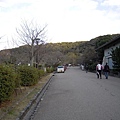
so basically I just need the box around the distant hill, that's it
[0,34,119,66]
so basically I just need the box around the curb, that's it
[16,73,55,120]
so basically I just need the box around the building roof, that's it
[96,35,120,50]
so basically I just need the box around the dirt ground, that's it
[0,73,52,120]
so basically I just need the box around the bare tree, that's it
[16,20,47,66]
[0,35,5,42]
[0,35,4,40]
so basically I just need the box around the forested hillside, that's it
[0,34,119,70]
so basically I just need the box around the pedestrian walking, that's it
[104,63,110,79]
[96,61,103,79]
[81,64,84,71]
[85,64,88,73]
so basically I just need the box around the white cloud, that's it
[102,0,120,6]
[0,0,120,50]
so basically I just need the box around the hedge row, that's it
[0,65,16,103]
[0,65,54,103]
[18,66,40,86]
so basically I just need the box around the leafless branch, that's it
[16,20,47,66]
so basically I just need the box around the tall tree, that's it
[111,46,120,72]
[16,20,47,66]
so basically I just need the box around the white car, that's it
[57,66,64,73]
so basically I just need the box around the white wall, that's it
[103,43,120,69]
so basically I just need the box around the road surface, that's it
[31,67,120,120]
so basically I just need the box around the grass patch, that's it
[0,73,52,120]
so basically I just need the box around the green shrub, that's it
[0,65,16,103]
[111,46,120,73]
[14,73,21,88]
[89,62,97,72]
[112,68,120,75]
[38,69,45,77]
[17,66,39,86]
[46,67,54,73]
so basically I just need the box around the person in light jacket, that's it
[96,61,103,79]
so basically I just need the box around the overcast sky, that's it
[0,0,120,50]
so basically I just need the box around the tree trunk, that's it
[31,40,34,66]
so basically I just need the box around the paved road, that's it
[32,67,120,120]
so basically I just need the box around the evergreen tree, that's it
[111,46,120,73]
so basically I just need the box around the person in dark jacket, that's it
[104,63,110,79]
[85,64,88,73]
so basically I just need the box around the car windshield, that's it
[58,66,63,68]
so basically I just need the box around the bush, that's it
[112,68,120,75]
[38,69,45,77]
[0,65,16,103]
[14,73,21,88]
[111,46,120,73]
[17,66,39,86]
[46,67,54,73]
[89,62,97,72]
